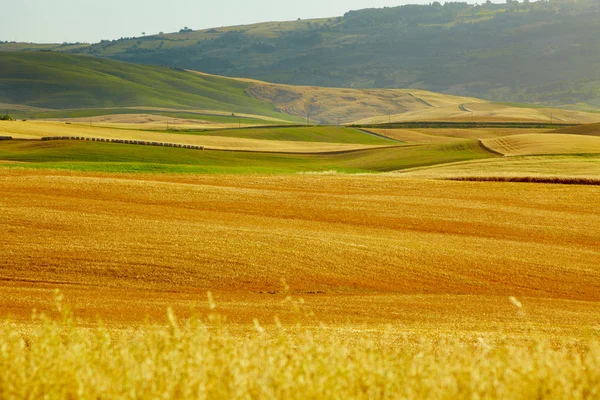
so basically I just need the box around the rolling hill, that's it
[2,52,599,126]
[5,0,600,108]
[0,51,297,122]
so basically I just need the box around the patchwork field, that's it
[0,138,494,174]
[0,121,393,154]
[2,121,600,398]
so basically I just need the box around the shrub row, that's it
[40,136,204,150]
[0,136,13,141]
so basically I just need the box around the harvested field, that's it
[397,155,600,182]
[482,133,600,156]
[0,170,599,334]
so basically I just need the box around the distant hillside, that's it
[1,52,598,125]
[0,52,295,121]
[4,0,600,108]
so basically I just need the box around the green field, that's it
[0,52,300,122]
[174,127,396,144]
[0,139,494,174]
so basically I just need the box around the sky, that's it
[1,0,436,44]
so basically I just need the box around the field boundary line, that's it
[477,139,505,156]
[443,176,600,186]
[356,129,403,142]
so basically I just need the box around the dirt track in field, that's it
[1,170,599,332]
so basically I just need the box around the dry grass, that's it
[0,121,386,153]
[2,169,600,398]
[1,300,600,400]
[482,134,600,156]
[0,170,599,332]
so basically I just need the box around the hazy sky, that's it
[1,0,438,43]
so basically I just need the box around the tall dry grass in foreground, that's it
[1,295,599,399]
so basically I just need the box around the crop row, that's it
[40,136,204,150]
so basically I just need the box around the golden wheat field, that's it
[397,155,600,183]
[2,168,600,398]
[0,169,599,329]
[482,133,600,156]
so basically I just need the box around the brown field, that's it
[482,133,600,156]
[554,122,600,136]
[0,121,385,153]
[1,169,599,334]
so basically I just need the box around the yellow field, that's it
[482,133,600,156]
[1,170,599,333]
[2,311,600,399]
[0,121,385,153]
[397,155,600,181]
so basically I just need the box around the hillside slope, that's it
[6,1,600,107]
[0,52,294,121]
[2,52,598,125]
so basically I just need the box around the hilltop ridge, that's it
[4,0,600,109]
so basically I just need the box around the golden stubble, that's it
[0,170,599,332]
